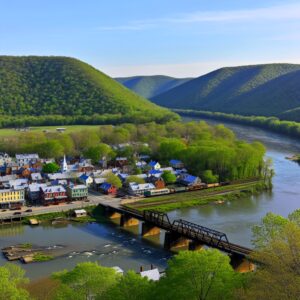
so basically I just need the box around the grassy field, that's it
[0,125,100,137]
[125,181,266,212]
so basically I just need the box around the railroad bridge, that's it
[102,205,254,272]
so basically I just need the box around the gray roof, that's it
[41,185,66,193]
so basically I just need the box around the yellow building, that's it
[0,188,25,209]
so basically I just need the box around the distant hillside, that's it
[0,56,177,125]
[115,75,192,99]
[151,64,300,119]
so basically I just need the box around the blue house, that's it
[148,169,162,177]
[99,182,117,194]
[178,174,201,186]
[148,161,161,170]
[79,174,93,186]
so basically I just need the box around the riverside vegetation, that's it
[3,209,300,300]
[175,109,300,139]
[0,121,271,184]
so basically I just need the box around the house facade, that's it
[66,185,88,201]
[178,174,201,186]
[148,161,161,170]
[128,182,155,196]
[93,177,106,191]
[79,174,93,186]
[40,185,67,205]
[0,188,25,209]
[0,153,12,166]
[27,183,47,203]
[16,154,39,167]
[99,183,117,195]
[147,176,165,189]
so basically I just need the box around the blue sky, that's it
[1,0,300,77]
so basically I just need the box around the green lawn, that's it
[0,125,100,137]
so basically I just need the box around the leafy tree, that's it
[71,130,100,153]
[155,250,242,300]
[252,212,289,249]
[52,262,118,300]
[0,264,30,300]
[36,140,64,158]
[103,270,153,300]
[84,143,114,164]
[201,170,219,184]
[238,223,300,300]
[288,209,300,226]
[104,173,122,188]
[125,175,145,184]
[158,138,186,162]
[161,171,177,184]
[42,162,60,174]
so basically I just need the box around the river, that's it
[0,117,299,279]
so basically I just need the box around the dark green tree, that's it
[42,162,60,174]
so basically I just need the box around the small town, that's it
[0,148,210,213]
[1,1,299,299]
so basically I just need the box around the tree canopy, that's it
[161,171,177,184]
[155,250,242,300]
[0,264,30,300]
[42,162,60,174]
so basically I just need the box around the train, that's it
[144,182,225,197]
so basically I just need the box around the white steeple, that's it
[62,155,68,172]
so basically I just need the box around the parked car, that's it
[13,212,21,215]
[1,209,7,212]
[25,209,33,212]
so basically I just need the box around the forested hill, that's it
[0,56,177,125]
[115,75,192,99]
[151,64,300,119]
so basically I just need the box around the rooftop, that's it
[41,185,66,193]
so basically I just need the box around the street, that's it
[0,190,122,219]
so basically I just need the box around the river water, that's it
[0,117,299,279]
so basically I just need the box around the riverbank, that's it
[125,180,268,212]
[286,154,300,163]
[175,109,300,139]
[21,205,107,225]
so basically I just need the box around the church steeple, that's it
[62,155,68,172]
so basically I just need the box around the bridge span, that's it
[101,203,254,272]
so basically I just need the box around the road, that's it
[0,190,122,220]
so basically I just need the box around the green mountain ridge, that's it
[115,75,192,99]
[0,56,175,123]
[150,63,300,120]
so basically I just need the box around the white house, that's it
[16,154,39,167]
[140,268,161,281]
[0,152,12,166]
[148,161,161,170]
[79,174,93,186]
[30,173,43,182]
[128,182,155,196]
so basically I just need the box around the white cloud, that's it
[97,3,300,31]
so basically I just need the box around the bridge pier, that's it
[164,232,189,250]
[141,222,161,237]
[120,214,139,227]
[107,211,122,219]
[104,207,122,219]
[188,240,204,251]
[230,254,255,273]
